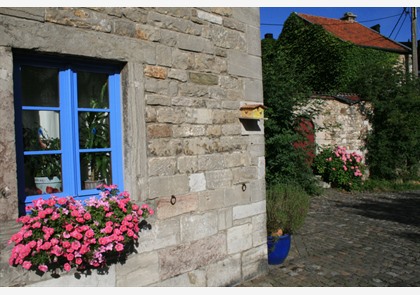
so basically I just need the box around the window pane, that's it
[80,152,112,190]
[22,110,61,151]
[24,154,62,196]
[21,66,59,107]
[79,111,110,149]
[77,71,109,108]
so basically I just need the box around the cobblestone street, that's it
[238,189,420,287]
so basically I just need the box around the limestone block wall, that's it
[313,98,371,156]
[0,7,267,287]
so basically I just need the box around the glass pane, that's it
[80,152,112,190]
[21,66,59,107]
[77,71,109,108]
[22,110,61,151]
[24,154,62,196]
[79,111,110,149]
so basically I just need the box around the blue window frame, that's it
[13,53,124,215]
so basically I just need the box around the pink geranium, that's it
[8,184,154,274]
[313,146,366,191]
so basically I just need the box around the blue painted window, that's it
[13,53,124,215]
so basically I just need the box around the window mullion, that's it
[59,69,77,197]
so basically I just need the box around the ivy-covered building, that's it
[264,12,412,157]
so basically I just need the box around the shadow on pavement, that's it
[333,190,420,227]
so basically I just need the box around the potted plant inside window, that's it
[266,182,310,265]
[23,127,62,194]
[79,82,111,189]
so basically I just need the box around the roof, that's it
[296,13,411,54]
[311,93,362,105]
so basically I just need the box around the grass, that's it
[356,179,420,192]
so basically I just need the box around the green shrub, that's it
[266,182,310,236]
[313,146,366,191]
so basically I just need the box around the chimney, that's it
[264,33,273,39]
[370,24,381,33]
[341,12,357,23]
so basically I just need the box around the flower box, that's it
[8,184,153,274]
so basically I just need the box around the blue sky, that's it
[260,7,418,43]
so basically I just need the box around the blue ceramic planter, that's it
[267,234,291,265]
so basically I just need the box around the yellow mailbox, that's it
[240,104,266,119]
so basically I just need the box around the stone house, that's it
[0,7,267,287]
[278,12,411,158]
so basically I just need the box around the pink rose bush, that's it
[8,184,154,274]
[312,146,366,191]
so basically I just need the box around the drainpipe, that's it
[412,7,418,77]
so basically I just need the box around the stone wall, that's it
[313,98,371,156]
[0,7,267,286]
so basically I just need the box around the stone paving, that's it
[238,189,420,287]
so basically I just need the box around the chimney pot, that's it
[341,12,357,22]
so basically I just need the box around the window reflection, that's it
[80,152,112,190]
[24,154,62,196]
[21,66,59,107]
[78,111,110,149]
[77,71,109,108]
[22,110,60,151]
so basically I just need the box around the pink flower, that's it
[83,212,91,221]
[40,241,52,250]
[32,222,41,229]
[103,226,113,234]
[57,198,67,205]
[79,244,90,255]
[38,211,46,219]
[343,165,348,171]
[50,245,63,256]
[65,224,73,232]
[51,212,60,220]
[70,231,83,240]
[38,264,48,273]
[50,238,59,246]
[22,261,32,270]
[85,229,95,238]
[71,210,80,218]
[64,263,71,272]
[75,258,83,265]
[76,217,85,223]
[23,230,33,239]
[99,237,109,245]
[62,241,71,249]
[115,243,124,252]
[66,253,74,261]
[71,240,81,251]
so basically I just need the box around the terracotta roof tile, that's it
[297,13,411,54]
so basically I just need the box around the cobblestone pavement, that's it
[238,189,420,287]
